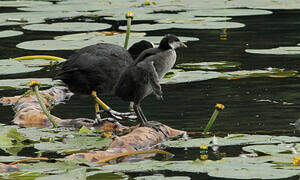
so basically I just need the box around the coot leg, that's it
[133,103,168,137]
[92,91,137,121]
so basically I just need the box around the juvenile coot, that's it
[115,34,187,128]
[54,40,154,120]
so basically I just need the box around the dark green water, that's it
[0,7,300,179]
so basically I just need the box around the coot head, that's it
[128,40,154,60]
[159,34,187,50]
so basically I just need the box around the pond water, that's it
[0,2,299,180]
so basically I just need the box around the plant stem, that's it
[32,85,58,128]
[203,109,219,134]
[13,55,66,61]
[96,149,173,164]
[124,17,132,49]
[9,157,50,165]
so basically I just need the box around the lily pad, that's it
[155,17,232,24]
[17,34,198,51]
[0,78,61,90]
[161,70,222,84]
[176,61,241,70]
[18,161,81,174]
[22,22,111,32]
[242,144,300,155]
[0,156,28,163]
[35,167,86,180]
[0,30,23,38]
[34,136,112,154]
[161,68,298,84]
[221,68,298,79]
[100,158,300,179]
[119,21,245,31]
[0,59,43,75]
[246,46,300,55]
[185,8,273,17]
[135,174,191,180]
[0,11,87,27]
[105,10,193,21]
[0,1,51,7]
[18,2,104,12]
[163,134,300,148]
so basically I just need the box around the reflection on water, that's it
[1,10,300,135]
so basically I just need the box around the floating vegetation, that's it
[119,21,245,31]
[105,10,193,21]
[176,61,241,70]
[184,8,273,17]
[246,46,300,55]
[242,144,300,155]
[99,157,300,179]
[161,68,298,84]
[163,134,300,148]
[0,0,51,7]
[155,17,232,24]
[0,78,60,90]
[0,30,23,38]
[16,34,198,51]
[22,22,111,32]
[0,58,64,75]
[0,126,112,156]
[0,11,87,27]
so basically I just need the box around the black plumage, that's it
[115,34,187,126]
[55,41,153,95]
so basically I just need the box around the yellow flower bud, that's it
[126,12,134,19]
[200,144,208,150]
[29,80,40,88]
[292,156,300,166]
[215,103,225,110]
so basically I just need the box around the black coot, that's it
[54,40,153,120]
[115,34,187,128]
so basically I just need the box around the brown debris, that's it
[67,125,187,163]
[0,163,19,173]
[0,86,187,165]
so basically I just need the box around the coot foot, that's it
[141,121,169,137]
[101,109,137,121]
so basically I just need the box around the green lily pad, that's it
[163,134,300,148]
[99,158,300,179]
[0,11,87,27]
[0,1,51,7]
[135,174,191,180]
[105,10,193,21]
[34,136,112,154]
[176,61,241,70]
[22,22,111,32]
[0,30,23,38]
[161,70,222,84]
[0,156,29,163]
[155,17,232,24]
[18,2,104,12]
[119,21,245,31]
[161,68,298,84]
[246,46,300,55]
[185,8,273,17]
[221,68,298,79]
[0,78,60,90]
[17,34,198,51]
[35,167,86,180]
[0,59,43,75]
[242,144,300,155]
[18,161,81,174]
